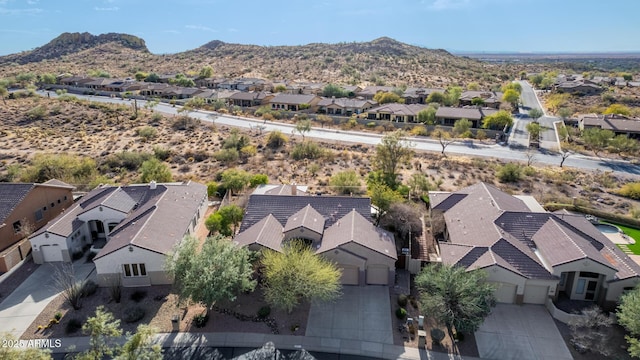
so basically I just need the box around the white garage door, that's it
[492,282,516,304]
[41,244,63,262]
[366,265,389,285]
[339,265,359,285]
[523,285,548,304]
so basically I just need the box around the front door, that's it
[574,278,599,301]
[585,280,598,300]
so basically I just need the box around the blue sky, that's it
[1,0,639,56]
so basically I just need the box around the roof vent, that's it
[150,180,157,190]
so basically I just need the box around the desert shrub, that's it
[266,130,288,148]
[523,166,537,176]
[149,112,164,124]
[496,163,523,183]
[460,130,474,138]
[223,129,250,150]
[431,328,445,345]
[65,318,82,334]
[475,129,487,140]
[171,116,200,131]
[366,121,377,128]
[81,280,98,298]
[397,294,408,307]
[153,146,171,161]
[103,151,152,171]
[410,125,428,136]
[136,126,157,141]
[184,149,209,162]
[123,306,145,323]
[291,142,324,160]
[207,181,218,197]
[619,182,640,200]
[193,313,209,328]
[250,174,268,187]
[257,306,271,319]
[20,153,98,185]
[26,105,47,120]
[329,170,362,195]
[214,148,239,163]
[54,312,62,321]
[396,307,407,319]
[130,290,147,303]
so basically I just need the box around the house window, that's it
[123,263,147,277]
[35,209,43,221]
[579,271,599,278]
[559,273,567,287]
[43,206,47,211]
[576,279,586,294]
[51,202,55,208]
[64,196,68,201]
[12,220,22,233]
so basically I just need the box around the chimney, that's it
[150,180,157,190]
[291,183,297,196]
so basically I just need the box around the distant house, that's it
[435,106,498,128]
[161,87,203,99]
[252,184,310,196]
[340,85,362,95]
[578,113,640,139]
[139,83,171,97]
[195,77,225,89]
[0,180,74,272]
[317,97,377,116]
[366,103,428,123]
[234,191,397,286]
[294,82,326,95]
[458,91,503,109]
[356,86,395,100]
[29,181,207,287]
[269,94,322,111]
[193,89,239,104]
[228,91,274,107]
[430,182,640,309]
[554,80,603,95]
[59,76,95,87]
[403,87,444,104]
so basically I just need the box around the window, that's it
[35,209,43,222]
[64,196,68,201]
[123,263,147,277]
[57,199,61,204]
[51,202,55,208]
[12,220,22,234]
[576,279,586,294]
[559,273,567,287]
[579,271,599,278]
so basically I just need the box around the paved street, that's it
[516,80,561,150]
[35,91,640,175]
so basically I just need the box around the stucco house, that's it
[458,91,503,109]
[29,181,207,287]
[0,180,74,272]
[317,97,377,116]
[229,91,274,107]
[234,192,397,286]
[578,113,640,139]
[435,106,498,128]
[269,94,322,112]
[429,182,640,310]
[366,103,428,123]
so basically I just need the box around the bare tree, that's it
[525,149,537,167]
[431,127,456,156]
[569,305,614,356]
[17,217,35,239]
[107,270,122,303]
[53,263,85,310]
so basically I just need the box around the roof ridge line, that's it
[550,218,587,259]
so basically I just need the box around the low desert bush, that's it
[396,307,407,319]
[81,280,98,298]
[130,290,147,303]
[123,306,145,323]
[397,294,408,307]
[291,142,324,160]
[136,126,157,141]
[496,163,523,183]
[257,306,271,319]
[193,313,209,328]
[66,318,82,334]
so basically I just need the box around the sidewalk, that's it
[51,332,480,359]
[0,260,95,338]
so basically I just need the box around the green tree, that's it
[618,182,640,200]
[466,82,480,91]
[139,158,173,183]
[250,174,269,187]
[81,306,123,360]
[134,71,148,82]
[526,122,543,143]
[373,91,404,104]
[610,135,640,157]
[20,153,97,184]
[261,240,341,313]
[529,74,544,87]
[444,86,462,106]
[528,108,544,121]
[0,333,52,359]
[171,74,196,87]
[482,110,513,130]
[471,97,485,107]
[322,83,348,98]
[316,114,333,128]
[603,103,632,116]
[407,173,433,199]
[266,130,288,148]
[166,235,256,313]
[198,66,214,79]
[582,128,614,156]
[501,82,522,94]
[557,107,573,120]
[145,73,160,83]
[329,170,362,195]
[40,73,57,85]
[273,84,287,93]
[367,180,403,224]
[116,324,162,360]
[218,205,244,235]
[417,106,437,125]
[617,286,640,358]
[452,118,472,136]
[373,130,413,188]
[426,91,446,105]
[205,212,225,234]
[295,119,312,141]
[415,264,495,339]
[502,89,520,110]
[220,168,251,195]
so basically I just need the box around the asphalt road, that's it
[516,80,561,149]
[34,91,640,176]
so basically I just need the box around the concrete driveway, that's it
[0,261,95,337]
[475,304,572,360]
[306,286,393,344]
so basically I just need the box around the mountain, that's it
[0,33,510,88]
[0,32,148,65]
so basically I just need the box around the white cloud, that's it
[425,0,472,10]
[185,25,217,32]
[94,6,119,11]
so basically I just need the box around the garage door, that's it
[339,265,359,285]
[366,265,389,285]
[523,285,548,304]
[492,282,516,304]
[41,245,63,262]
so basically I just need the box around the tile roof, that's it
[240,194,371,232]
[367,103,428,116]
[234,214,284,251]
[229,91,271,101]
[270,93,318,105]
[283,204,325,235]
[433,182,640,282]
[435,107,498,120]
[0,184,35,224]
[580,114,640,133]
[317,97,376,108]
[459,91,503,103]
[403,87,444,97]
[318,209,396,260]
[357,86,395,96]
